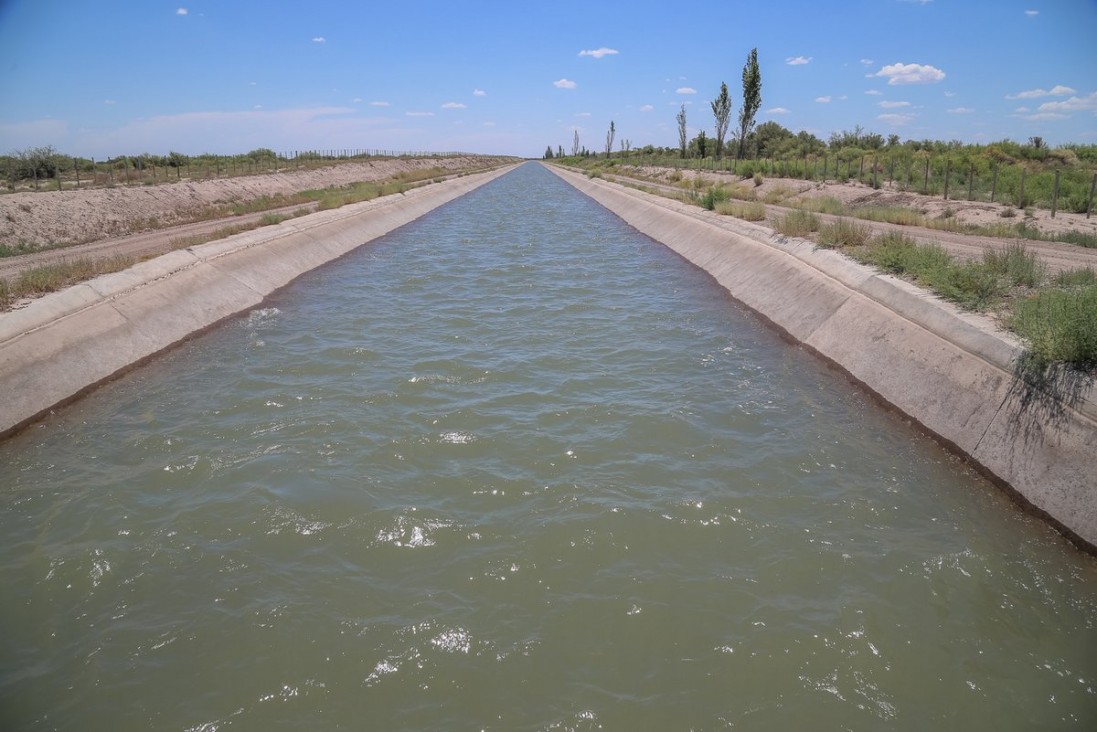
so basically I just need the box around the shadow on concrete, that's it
[1005,353,1095,443]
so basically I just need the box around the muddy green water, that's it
[1,163,1095,730]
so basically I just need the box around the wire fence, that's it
[606,152,1097,218]
[2,149,472,194]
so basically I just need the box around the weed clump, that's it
[715,200,766,221]
[817,218,871,249]
[774,209,819,237]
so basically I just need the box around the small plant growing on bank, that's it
[774,209,819,237]
[983,241,1046,288]
[715,200,766,221]
[701,186,730,210]
[753,172,764,187]
[1000,206,1017,218]
[817,218,871,249]
[1010,284,1097,370]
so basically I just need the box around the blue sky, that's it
[1,0,1094,158]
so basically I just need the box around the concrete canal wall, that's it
[547,163,1097,553]
[0,165,516,440]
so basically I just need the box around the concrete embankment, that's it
[547,163,1097,553]
[0,165,516,440]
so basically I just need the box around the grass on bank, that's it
[0,255,136,309]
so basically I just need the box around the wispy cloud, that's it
[1025,9,1039,16]
[176,8,188,16]
[815,96,831,103]
[441,102,467,109]
[579,47,619,59]
[865,89,883,96]
[676,87,697,95]
[1037,92,1097,114]
[1006,85,1076,100]
[765,107,791,115]
[860,58,874,66]
[554,78,577,89]
[406,111,435,117]
[947,107,974,114]
[640,104,654,112]
[311,36,326,44]
[877,113,915,125]
[874,62,945,85]
[786,56,812,66]
[878,100,911,108]
[473,89,486,97]
[369,101,390,107]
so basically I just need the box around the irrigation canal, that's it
[1,162,1094,729]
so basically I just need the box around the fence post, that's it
[1019,167,1026,208]
[75,159,80,189]
[859,155,865,180]
[872,157,878,189]
[991,161,999,202]
[1051,169,1060,218]
[1088,172,1096,219]
[822,155,828,181]
[943,158,950,200]
[33,166,38,190]
[968,166,974,201]
[923,158,930,194]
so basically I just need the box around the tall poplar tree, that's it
[676,105,688,158]
[711,82,732,159]
[737,48,761,159]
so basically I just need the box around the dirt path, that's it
[605,169,1097,275]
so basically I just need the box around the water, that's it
[1,162,1095,730]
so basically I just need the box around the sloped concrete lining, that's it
[546,164,1097,553]
[0,165,517,439]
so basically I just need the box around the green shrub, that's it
[1010,285,1097,369]
[817,218,872,249]
[774,209,819,237]
[753,172,764,187]
[797,196,848,215]
[1053,267,1097,288]
[715,200,766,221]
[982,242,1046,287]
[852,206,926,227]
[1053,230,1097,248]
[701,186,730,210]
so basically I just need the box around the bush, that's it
[1010,285,1097,370]
[753,172,764,187]
[715,200,766,220]
[701,186,730,211]
[982,242,1046,288]
[817,218,872,249]
[774,209,819,237]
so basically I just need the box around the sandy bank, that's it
[0,165,516,439]
[547,163,1097,553]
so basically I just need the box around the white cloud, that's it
[860,58,874,66]
[579,47,619,59]
[765,107,791,115]
[878,100,911,108]
[877,113,915,125]
[1016,112,1069,121]
[1014,106,1031,113]
[786,56,812,66]
[875,62,945,85]
[815,96,831,103]
[1038,92,1097,113]
[640,104,654,112]
[176,8,188,16]
[312,37,326,44]
[370,101,390,107]
[576,112,592,117]
[943,91,957,97]
[1006,85,1076,100]
[947,107,975,114]
[441,102,467,109]
[483,121,496,127]
[103,99,116,105]
[406,111,435,117]
[554,78,577,89]
[1025,9,1039,16]
[676,87,697,95]
[473,89,486,97]
[865,89,883,96]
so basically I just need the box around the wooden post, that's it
[75,159,80,189]
[873,157,878,189]
[1019,167,1026,208]
[943,158,950,200]
[923,158,930,194]
[1051,169,1060,218]
[991,161,999,202]
[968,166,974,201]
[822,155,827,180]
[859,155,865,180]
[1087,172,1096,219]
